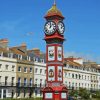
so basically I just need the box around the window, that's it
[5,65,8,70]
[94,76,95,80]
[5,76,8,85]
[79,83,80,87]
[34,57,38,62]
[41,59,44,63]
[35,79,38,85]
[30,67,32,73]
[69,82,71,88]
[24,78,27,86]
[76,74,78,79]
[65,72,67,77]
[79,74,81,79]
[40,69,42,74]
[17,90,20,97]
[8,53,13,58]
[18,66,21,72]
[24,67,27,73]
[40,79,42,87]
[85,75,86,80]
[76,83,77,87]
[45,70,46,74]
[40,79,42,83]
[12,65,15,71]
[0,76,1,83]
[24,90,26,97]
[30,78,32,86]
[82,75,83,79]
[91,76,92,80]
[72,74,74,78]
[0,64,2,69]
[88,76,89,80]
[0,89,1,98]
[11,77,14,86]
[35,68,38,73]
[82,83,83,87]
[72,82,74,87]
[65,81,67,84]
[69,73,70,77]
[18,77,21,86]
[85,83,86,87]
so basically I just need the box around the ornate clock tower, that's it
[42,1,68,100]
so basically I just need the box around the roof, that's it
[42,86,68,92]
[64,57,82,62]
[45,4,64,18]
[10,48,26,56]
[64,60,82,67]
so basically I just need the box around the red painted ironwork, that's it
[42,2,68,100]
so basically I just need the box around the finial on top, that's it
[54,0,56,5]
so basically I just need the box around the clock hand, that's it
[50,22,52,28]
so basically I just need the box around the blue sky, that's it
[0,0,100,63]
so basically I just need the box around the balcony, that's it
[0,82,35,87]
[0,83,62,88]
[0,82,16,87]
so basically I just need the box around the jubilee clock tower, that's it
[42,1,68,100]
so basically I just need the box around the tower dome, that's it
[45,4,64,18]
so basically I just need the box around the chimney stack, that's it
[0,39,8,49]
[33,48,40,56]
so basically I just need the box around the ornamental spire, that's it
[45,0,64,18]
[54,0,56,5]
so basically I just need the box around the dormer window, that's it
[34,57,38,62]
[18,55,22,60]
[41,59,44,63]
[29,56,30,61]
[27,56,31,61]
[8,53,13,58]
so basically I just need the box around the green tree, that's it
[79,88,90,99]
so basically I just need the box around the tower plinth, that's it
[42,2,68,100]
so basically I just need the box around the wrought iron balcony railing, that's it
[0,82,46,88]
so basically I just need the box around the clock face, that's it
[44,21,56,35]
[57,21,65,34]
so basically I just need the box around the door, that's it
[55,93,60,100]
[3,89,6,98]
[0,90,1,98]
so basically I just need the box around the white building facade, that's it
[34,62,46,97]
[63,58,100,91]
[0,57,17,99]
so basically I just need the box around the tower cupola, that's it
[45,4,64,19]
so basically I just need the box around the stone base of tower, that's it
[42,85,68,100]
